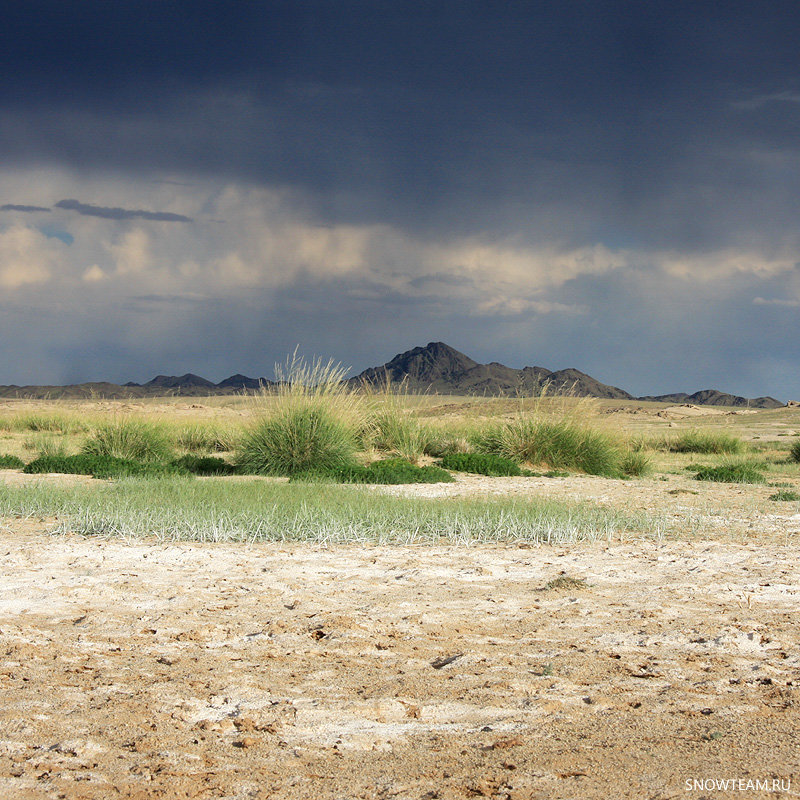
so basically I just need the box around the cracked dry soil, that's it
[0,523,798,799]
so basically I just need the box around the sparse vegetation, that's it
[82,418,173,462]
[545,574,589,590]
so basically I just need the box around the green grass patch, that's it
[769,489,800,501]
[82,419,173,462]
[294,457,455,485]
[23,454,187,479]
[790,440,800,463]
[171,454,237,476]
[437,452,524,477]
[0,454,24,469]
[690,462,766,484]
[0,477,661,544]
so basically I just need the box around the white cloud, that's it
[753,296,800,307]
[0,225,56,289]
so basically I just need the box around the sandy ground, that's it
[1,522,798,799]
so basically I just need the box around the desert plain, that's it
[0,395,799,799]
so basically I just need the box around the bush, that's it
[438,452,524,477]
[790,440,800,463]
[691,462,765,484]
[0,454,24,469]
[172,454,237,476]
[474,418,621,477]
[667,430,744,455]
[24,454,187,479]
[82,419,173,462]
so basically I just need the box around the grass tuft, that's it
[238,352,362,477]
[790,440,800,463]
[82,418,173,462]
[0,454,25,469]
[545,574,589,590]
[475,417,622,476]
[619,451,652,477]
[666,430,745,455]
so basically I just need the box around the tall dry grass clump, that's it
[470,391,632,476]
[81,418,173,462]
[358,377,432,463]
[237,352,362,476]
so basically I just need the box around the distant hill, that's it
[352,341,634,400]
[0,341,785,407]
[637,389,783,409]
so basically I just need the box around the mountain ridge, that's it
[0,341,784,407]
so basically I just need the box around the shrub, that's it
[691,462,765,484]
[668,430,744,455]
[769,489,800,501]
[82,419,173,462]
[172,454,237,476]
[24,454,187,479]
[438,452,523,477]
[0,454,24,469]
[475,417,621,477]
[790,440,800,463]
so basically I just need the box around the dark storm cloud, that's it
[0,204,50,213]
[1,1,799,242]
[2,1,800,397]
[54,199,192,223]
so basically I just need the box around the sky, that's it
[2,1,800,399]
